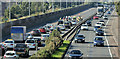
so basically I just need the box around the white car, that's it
[103,15,108,19]
[71,20,77,25]
[4,51,19,59]
[95,22,102,27]
[81,24,88,30]
[99,20,105,26]
[25,39,37,49]
[3,39,15,48]
[41,34,49,42]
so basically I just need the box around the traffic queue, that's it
[1,15,83,59]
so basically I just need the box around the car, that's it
[41,34,49,42]
[93,16,99,19]
[96,13,103,17]
[14,44,29,57]
[30,29,41,36]
[68,50,83,59]
[75,34,85,43]
[81,24,88,30]
[57,24,65,31]
[3,51,19,59]
[99,20,105,26]
[107,11,111,14]
[94,36,104,47]
[33,37,42,47]
[25,38,37,49]
[96,29,104,36]
[39,27,46,34]
[26,33,32,39]
[44,25,51,32]
[85,21,91,26]
[57,20,64,25]
[64,21,72,29]
[50,27,62,33]
[95,22,102,27]
[3,39,15,49]
[103,15,108,20]
[71,20,77,25]
[94,26,102,31]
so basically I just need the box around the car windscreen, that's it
[70,50,81,54]
[16,44,27,48]
[95,38,103,40]
[5,41,13,43]
[77,35,84,37]
[95,26,100,28]
[6,53,15,55]
[26,40,35,43]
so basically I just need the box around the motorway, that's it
[0,7,97,59]
[64,8,118,59]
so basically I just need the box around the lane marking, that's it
[104,10,115,59]
[110,16,118,45]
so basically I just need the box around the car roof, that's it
[95,36,103,38]
[6,51,16,53]
[42,34,49,36]
[77,34,83,36]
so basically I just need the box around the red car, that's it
[39,27,46,34]
[93,16,99,19]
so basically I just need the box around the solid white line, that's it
[104,10,115,59]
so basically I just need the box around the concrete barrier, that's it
[1,4,93,40]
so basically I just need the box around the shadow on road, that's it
[104,45,118,47]
[104,35,113,36]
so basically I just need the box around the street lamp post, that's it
[66,0,67,8]
[9,0,11,22]
[29,0,30,16]
[60,0,61,10]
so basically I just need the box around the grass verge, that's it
[51,40,70,58]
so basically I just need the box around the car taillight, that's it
[4,44,6,45]
[14,56,16,57]
[11,44,13,45]
[4,56,6,58]
[38,41,40,42]
[33,44,35,46]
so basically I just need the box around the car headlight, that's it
[75,38,77,40]
[96,32,98,33]
[82,39,85,40]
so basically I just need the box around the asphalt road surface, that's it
[64,8,118,59]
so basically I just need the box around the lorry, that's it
[97,4,104,16]
[11,26,26,43]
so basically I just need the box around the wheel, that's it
[94,45,96,47]
[75,41,77,43]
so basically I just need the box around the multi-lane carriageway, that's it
[0,6,119,59]
[0,7,97,59]
[65,8,119,59]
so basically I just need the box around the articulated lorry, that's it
[11,26,26,43]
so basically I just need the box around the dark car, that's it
[64,21,71,29]
[86,21,91,26]
[75,34,85,43]
[68,50,83,59]
[107,11,111,14]
[94,36,104,47]
[96,29,104,36]
[14,44,29,57]
[57,20,64,25]
[31,29,41,36]
[39,27,46,34]
[94,26,102,32]
[51,27,62,33]
[33,37,42,47]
